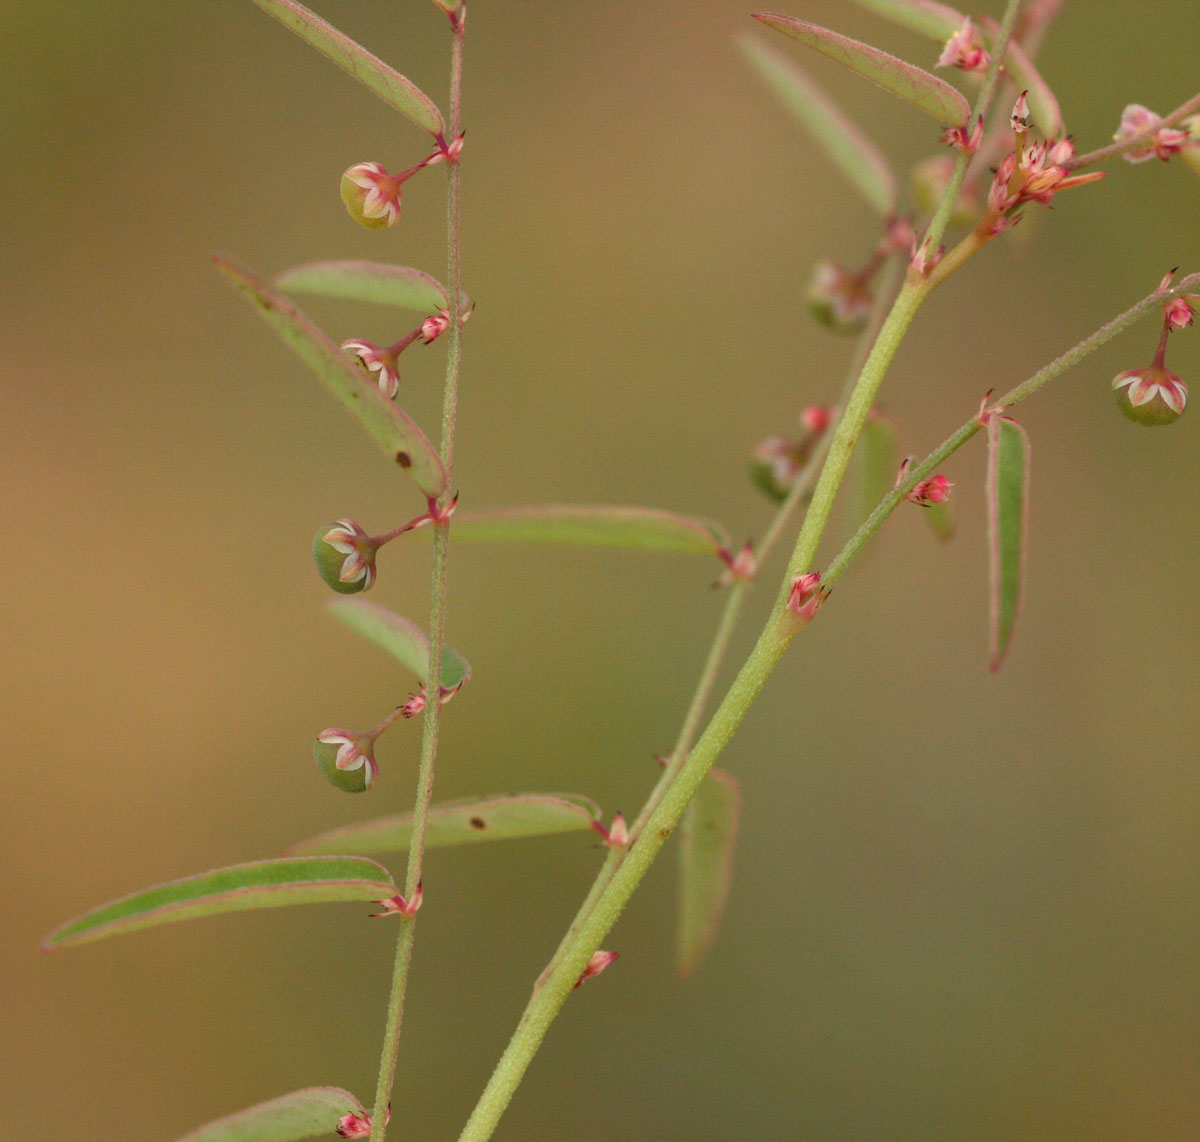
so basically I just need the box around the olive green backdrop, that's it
[6,1,1199,1139]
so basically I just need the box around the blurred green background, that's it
[6,2,1200,1139]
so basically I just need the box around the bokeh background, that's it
[6,2,1200,1139]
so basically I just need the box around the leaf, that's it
[42,857,396,951]
[175,1087,365,1142]
[986,414,1029,672]
[845,0,964,42]
[753,15,971,128]
[327,598,471,691]
[214,255,446,498]
[276,260,452,312]
[285,793,602,856]
[677,768,740,977]
[251,0,445,137]
[850,414,897,537]
[440,505,730,557]
[738,36,897,216]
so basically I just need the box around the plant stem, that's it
[824,273,1200,587]
[370,14,466,1142]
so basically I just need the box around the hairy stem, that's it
[370,15,466,1142]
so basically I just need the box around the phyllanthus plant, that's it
[42,2,1200,1140]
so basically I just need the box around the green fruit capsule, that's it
[313,520,376,594]
[314,731,376,793]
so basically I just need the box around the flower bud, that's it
[1112,365,1187,426]
[340,162,404,229]
[314,729,377,793]
[313,520,377,594]
[805,262,871,334]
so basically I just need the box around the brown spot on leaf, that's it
[395,451,412,468]
[469,817,487,830]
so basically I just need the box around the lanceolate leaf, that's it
[442,505,729,557]
[251,0,445,137]
[215,256,446,498]
[986,414,1030,672]
[42,857,396,951]
[175,1086,365,1142]
[285,794,602,856]
[845,0,963,42]
[677,768,741,977]
[738,36,897,216]
[327,598,471,691]
[276,260,451,312]
[753,15,971,128]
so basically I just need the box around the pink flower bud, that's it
[786,572,826,626]
[341,339,402,399]
[336,1113,372,1139]
[937,18,989,73]
[340,162,405,228]
[420,311,451,344]
[1114,105,1191,163]
[801,404,834,435]
[1165,297,1196,331]
[596,813,629,849]
[1010,91,1032,133]
[314,729,378,793]
[1112,365,1188,426]
[573,949,619,989]
[906,473,953,506]
[313,519,378,594]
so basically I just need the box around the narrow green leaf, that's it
[677,769,740,977]
[738,36,897,216]
[441,505,730,557]
[175,1087,365,1142]
[42,856,396,951]
[845,0,964,42]
[285,793,602,856]
[753,15,971,128]
[277,260,450,312]
[995,34,1064,139]
[850,414,897,537]
[251,0,445,137]
[327,598,471,691]
[986,414,1030,672]
[214,255,446,498]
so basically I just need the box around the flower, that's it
[937,18,989,73]
[340,162,405,228]
[573,950,619,989]
[420,310,451,343]
[1164,297,1196,331]
[314,729,378,792]
[906,473,953,506]
[1114,105,1191,163]
[336,1113,372,1139]
[1112,365,1187,426]
[786,572,826,625]
[985,138,1104,230]
[313,519,378,594]
[341,339,401,398]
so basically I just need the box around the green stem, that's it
[370,15,466,1142]
[825,273,1200,587]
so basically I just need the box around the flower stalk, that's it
[369,11,467,1142]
